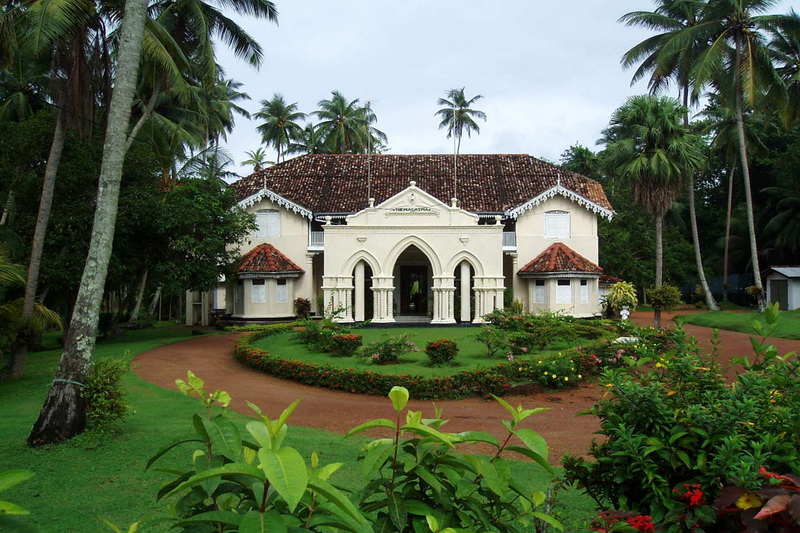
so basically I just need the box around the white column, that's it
[473,289,483,323]
[354,261,365,322]
[460,261,471,323]
[510,253,519,304]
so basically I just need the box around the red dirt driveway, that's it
[133,312,799,462]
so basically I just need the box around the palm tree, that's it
[286,123,328,155]
[241,147,271,171]
[28,0,149,445]
[435,87,486,201]
[620,0,720,311]
[601,95,706,327]
[254,94,306,163]
[669,0,800,310]
[314,91,377,154]
[769,15,800,126]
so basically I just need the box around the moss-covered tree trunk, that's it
[28,0,148,446]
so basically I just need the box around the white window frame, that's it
[256,209,281,238]
[544,210,570,239]
[533,280,545,304]
[276,278,288,303]
[556,279,572,304]
[580,279,589,304]
[250,279,266,303]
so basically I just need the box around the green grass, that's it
[678,309,800,340]
[254,327,579,377]
[1,326,596,532]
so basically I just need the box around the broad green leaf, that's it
[455,431,499,448]
[163,463,265,499]
[211,390,231,408]
[239,510,287,533]
[174,510,243,527]
[275,399,300,431]
[491,395,519,421]
[389,386,409,412]
[202,415,243,461]
[401,424,455,447]
[481,462,506,496]
[258,447,308,512]
[413,465,443,494]
[405,500,434,517]
[308,477,371,530]
[315,462,343,481]
[406,410,423,426]
[361,442,394,476]
[247,420,273,450]
[0,470,34,492]
[146,439,205,471]
[532,491,546,507]
[512,428,548,461]
[346,419,396,437]
[532,511,563,531]
[387,492,408,530]
[505,446,554,475]
[426,515,439,532]
[0,501,30,515]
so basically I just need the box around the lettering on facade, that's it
[389,206,434,213]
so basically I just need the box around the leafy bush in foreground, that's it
[148,373,561,532]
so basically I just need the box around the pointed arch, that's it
[385,236,443,276]
[445,251,484,277]
[340,250,382,277]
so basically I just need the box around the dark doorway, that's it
[770,279,789,310]
[400,265,428,315]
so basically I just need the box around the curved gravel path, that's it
[133,311,799,461]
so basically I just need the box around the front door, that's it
[770,279,789,310]
[400,265,427,315]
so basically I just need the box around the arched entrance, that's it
[351,261,374,322]
[454,261,475,322]
[392,245,432,321]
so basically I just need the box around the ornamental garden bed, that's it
[231,313,675,400]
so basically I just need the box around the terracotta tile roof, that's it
[519,243,603,274]
[599,273,624,285]
[230,154,612,214]
[238,243,304,274]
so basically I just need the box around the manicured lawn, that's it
[254,327,582,377]
[1,326,596,532]
[678,309,800,340]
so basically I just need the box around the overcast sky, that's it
[217,0,794,178]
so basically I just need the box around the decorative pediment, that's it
[346,181,479,227]
[238,188,313,220]
[506,184,614,221]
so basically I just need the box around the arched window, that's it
[544,210,570,239]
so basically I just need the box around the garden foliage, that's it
[359,334,418,364]
[148,373,561,532]
[424,338,459,365]
[563,309,800,532]
[83,358,129,428]
[0,469,35,517]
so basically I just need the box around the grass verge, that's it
[678,310,800,340]
[1,326,597,532]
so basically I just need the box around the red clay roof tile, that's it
[238,243,304,274]
[230,154,612,214]
[518,243,603,274]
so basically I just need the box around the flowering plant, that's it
[425,338,459,366]
[360,334,417,365]
[330,333,362,357]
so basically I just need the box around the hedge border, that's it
[231,323,602,400]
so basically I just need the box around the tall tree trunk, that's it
[146,284,162,318]
[8,115,68,380]
[722,164,736,302]
[453,133,459,201]
[654,215,663,329]
[128,267,148,322]
[733,39,766,312]
[28,0,149,446]
[681,84,718,311]
[688,176,719,310]
[0,188,15,225]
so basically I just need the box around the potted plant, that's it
[607,281,638,318]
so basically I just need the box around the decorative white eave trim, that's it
[506,185,615,221]
[238,188,314,220]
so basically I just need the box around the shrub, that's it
[646,284,682,313]
[330,333,362,357]
[149,377,560,532]
[562,318,800,531]
[475,325,509,357]
[294,318,348,352]
[606,281,638,311]
[83,358,129,428]
[359,334,416,364]
[425,338,459,365]
[294,297,311,318]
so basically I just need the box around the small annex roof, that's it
[518,242,603,276]
[599,273,624,285]
[238,243,304,276]
[765,266,800,279]
[230,154,613,218]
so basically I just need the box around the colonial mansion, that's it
[187,154,615,325]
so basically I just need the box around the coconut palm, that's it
[435,87,486,200]
[255,94,306,163]
[241,147,271,171]
[621,0,720,311]
[314,91,385,154]
[601,95,706,327]
[667,0,800,310]
[769,15,800,126]
[286,123,328,155]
